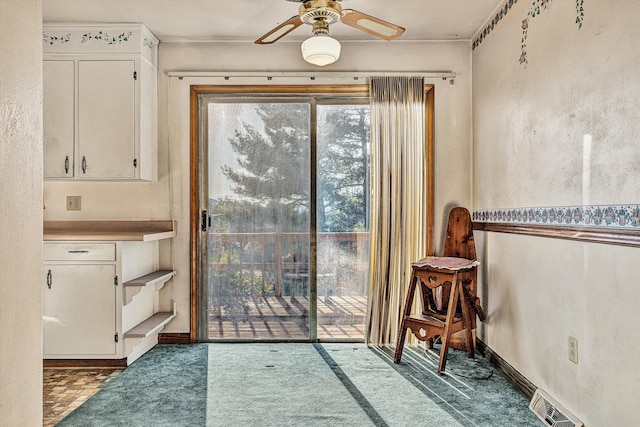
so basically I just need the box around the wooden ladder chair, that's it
[393,207,484,374]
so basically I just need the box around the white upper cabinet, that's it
[78,60,136,178]
[44,60,75,178]
[43,24,158,181]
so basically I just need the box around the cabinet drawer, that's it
[44,243,116,261]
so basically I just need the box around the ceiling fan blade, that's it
[341,9,405,41]
[255,15,303,45]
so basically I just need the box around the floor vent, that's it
[529,389,583,427]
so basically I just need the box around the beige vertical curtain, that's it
[366,77,428,345]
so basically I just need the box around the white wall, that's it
[156,40,474,332]
[0,0,43,425]
[473,1,640,425]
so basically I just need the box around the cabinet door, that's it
[43,60,75,178]
[43,264,117,356]
[78,60,136,179]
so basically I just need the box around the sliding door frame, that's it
[189,84,434,342]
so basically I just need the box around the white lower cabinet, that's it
[44,264,117,357]
[43,240,175,364]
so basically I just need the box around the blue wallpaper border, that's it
[473,205,640,230]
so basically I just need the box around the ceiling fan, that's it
[256,0,405,66]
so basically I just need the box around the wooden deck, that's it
[208,295,366,340]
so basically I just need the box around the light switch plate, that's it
[66,196,81,211]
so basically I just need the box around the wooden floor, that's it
[208,295,367,340]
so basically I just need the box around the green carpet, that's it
[207,343,375,426]
[57,344,208,426]
[335,344,540,426]
[57,343,540,426]
[207,344,540,427]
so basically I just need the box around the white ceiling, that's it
[43,0,504,43]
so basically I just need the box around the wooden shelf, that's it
[124,270,175,287]
[124,312,175,339]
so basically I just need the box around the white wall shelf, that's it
[123,270,175,305]
[124,310,176,339]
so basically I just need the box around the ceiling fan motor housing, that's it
[299,0,343,26]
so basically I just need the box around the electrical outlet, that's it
[66,196,81,211]
[568,336,578,364]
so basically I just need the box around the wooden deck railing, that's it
[207,232,369,298]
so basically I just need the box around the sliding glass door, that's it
[199,90,369,341]
[316,103,370,339]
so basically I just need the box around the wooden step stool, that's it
[393,207,484,374]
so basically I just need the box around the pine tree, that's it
[220,103,310,232]
[318,105,370,232]
[215,102,370,234]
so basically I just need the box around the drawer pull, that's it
[46,270,52,289]
[68,250,90,254]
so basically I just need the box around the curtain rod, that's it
[166,71,456,80]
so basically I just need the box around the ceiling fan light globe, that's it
[301,35,341,66]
